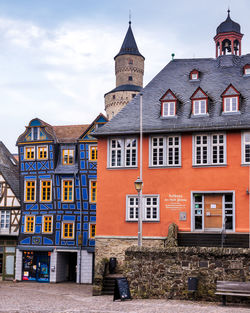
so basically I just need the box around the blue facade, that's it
[17,115,107,282]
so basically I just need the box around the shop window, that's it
[43,216,53,233]
[89,146,97,161]
[37,146,48,160]
[62,149,74,165]
[40,180,52,202]
[62,222,74,239]
[24,147,35,160]
[25,216,35,233]
[62,179,74,202]
[25,180,36,202]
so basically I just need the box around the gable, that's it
[23,127,49,142]
[221,84,240,97]
[160,89,177,101]
[81,125,97,141]
[191,87,208,100]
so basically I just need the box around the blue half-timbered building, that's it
[15,114,107,283]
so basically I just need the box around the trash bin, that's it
[109,257,117,274]
[188,277,198,291]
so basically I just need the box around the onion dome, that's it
[216,10,241,35]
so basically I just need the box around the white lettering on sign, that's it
[165,194,187,210]
[211,204,216,209]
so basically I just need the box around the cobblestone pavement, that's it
[0,281,250,313]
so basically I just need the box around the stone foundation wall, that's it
[124,246,250,301]
[95,237,164,272]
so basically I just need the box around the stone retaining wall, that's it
[124,246,250,301]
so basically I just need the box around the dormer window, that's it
[62,149,74,165]
[191,87,208,116]
[193,100,206,115]
[162,102,175,117]
[224,97,238,113]
[190,70,199,80]
[221,84,240,113]
[160,89,178,117]
[243,64,250,75]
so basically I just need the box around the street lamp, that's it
[134,177,143,247]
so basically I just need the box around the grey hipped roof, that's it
[115,22,144,59]
[94,54,250,137]
[0,141,19,199]
[216,10,241,35]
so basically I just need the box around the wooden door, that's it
[204,194,222,229]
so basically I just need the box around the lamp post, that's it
[134,177,143,247]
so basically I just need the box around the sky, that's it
[1,0,250,152]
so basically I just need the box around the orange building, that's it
[94,12,250,267]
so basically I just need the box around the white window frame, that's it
[193,133,226,166]
[126,195,160,222]
[37,145,48,160]
[40,179,52,203]
[193,99,207,115]
[223,96,238,113]
[42,215,53,234]
[162,102,175,117]
[150,136,181,167]
[242,132,250,164]
[0,210,10,231]
[108,138,138,168]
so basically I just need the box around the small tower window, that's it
[129,59,133,65]
[128,76,133,81]
[243,64,250,75]
[190,70,199,80]
[132,94,136,98]
[113,95,116,99]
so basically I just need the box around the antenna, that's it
[129,9,131,25]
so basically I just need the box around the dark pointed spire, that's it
[216,9,241,35]
[115,21,144,59]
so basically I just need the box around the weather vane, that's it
[129,9,131,25]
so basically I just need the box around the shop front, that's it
[22,251,50,282]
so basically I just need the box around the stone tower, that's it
[105,21,145,120]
